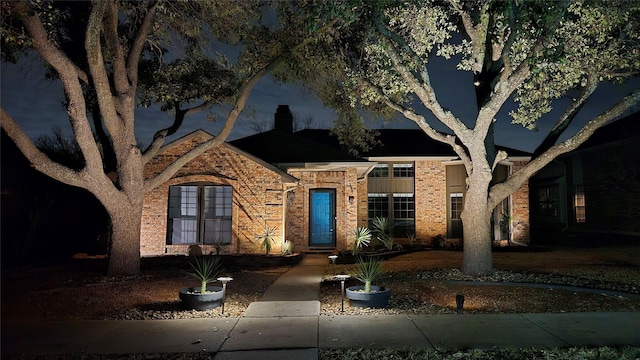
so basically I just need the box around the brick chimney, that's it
[274,105,293,133]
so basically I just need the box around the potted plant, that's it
[345,256,391,308]
[179,254,224,311]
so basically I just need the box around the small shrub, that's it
[282,239,294,255]
[406,232,416,247]
[431,234,446,249]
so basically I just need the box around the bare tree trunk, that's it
[461,179,494,276]
[105,198,143,276]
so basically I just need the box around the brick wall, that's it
[141,132,287,256]
[285,168,359,252]
[414,160,448,241]
[141,131,531,255]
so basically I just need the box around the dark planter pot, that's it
[345,285,391,308]
[179,285,224,311]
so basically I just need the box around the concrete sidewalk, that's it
[2,254,640,359]
[3,313,639,358]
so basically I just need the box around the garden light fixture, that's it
[335,274,350,312]
[328,255,338,275]
[217,277,233,314]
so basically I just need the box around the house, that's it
[140,105,531,256]
[529,112,640,245]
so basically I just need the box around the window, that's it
[393,193,415,236]
[450,193,463,220]
[168,184,232,245]
[393,163,414,178]
[369,164,389,178]
[574,184,586,223]
[538,185,559,217]
[367,193,415,237]
[368,193,389,219]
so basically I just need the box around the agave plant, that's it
[372,216,395,251]
[183,255,223,294]
[351,256,384,293]
[352,227,372,255]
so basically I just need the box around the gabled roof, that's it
[158,130,298,184]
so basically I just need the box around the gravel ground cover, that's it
[2,247,639,321]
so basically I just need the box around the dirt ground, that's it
[2,246,639,322]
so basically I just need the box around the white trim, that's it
[393,193,414,197]
[367,156,459,162]
[442,159,464,165]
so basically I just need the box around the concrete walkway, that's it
[2,254,640,360]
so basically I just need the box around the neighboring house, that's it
[141,105,531,256]
[529,112,640,245]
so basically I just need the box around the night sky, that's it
[2,55,638,153]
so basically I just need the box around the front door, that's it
[309,189,336,247]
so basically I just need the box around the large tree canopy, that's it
[296,0,640,274]
[0,0,339,276]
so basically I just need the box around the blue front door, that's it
[309,189,336,247]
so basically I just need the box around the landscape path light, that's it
[328,255,338,275]
[335,274,350,312]
[217,277,233,314]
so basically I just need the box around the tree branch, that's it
[104,0,128,97]
[143,17,343,191]
[488,87,640,209]
[357,77,471,165]
[19,0,104,174]
[531,73,599,158]
[144,57,277,191]
[127,1,160,86]
[377,33,469,139]
[86,0,123,144]
[1,108,85,188]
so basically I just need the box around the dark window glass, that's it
[168,185,232,245]
[393,163,414,178]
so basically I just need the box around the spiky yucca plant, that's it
[352,256,384,293]
[353,227,372,255]
[184,255,222,294]
[257,224,277,255]
[372,216,395,251]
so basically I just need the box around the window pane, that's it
[203,185,233,244]
[204,219,232,244]
[181,186,198,216]
[450,193,463,219]
[171,218,197,244]
[393,163,414,178]
[393,194,415,219]
[369,165,389,178]
[393,193,415,236]
[368,193,389,219]
[538,185,559,217]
